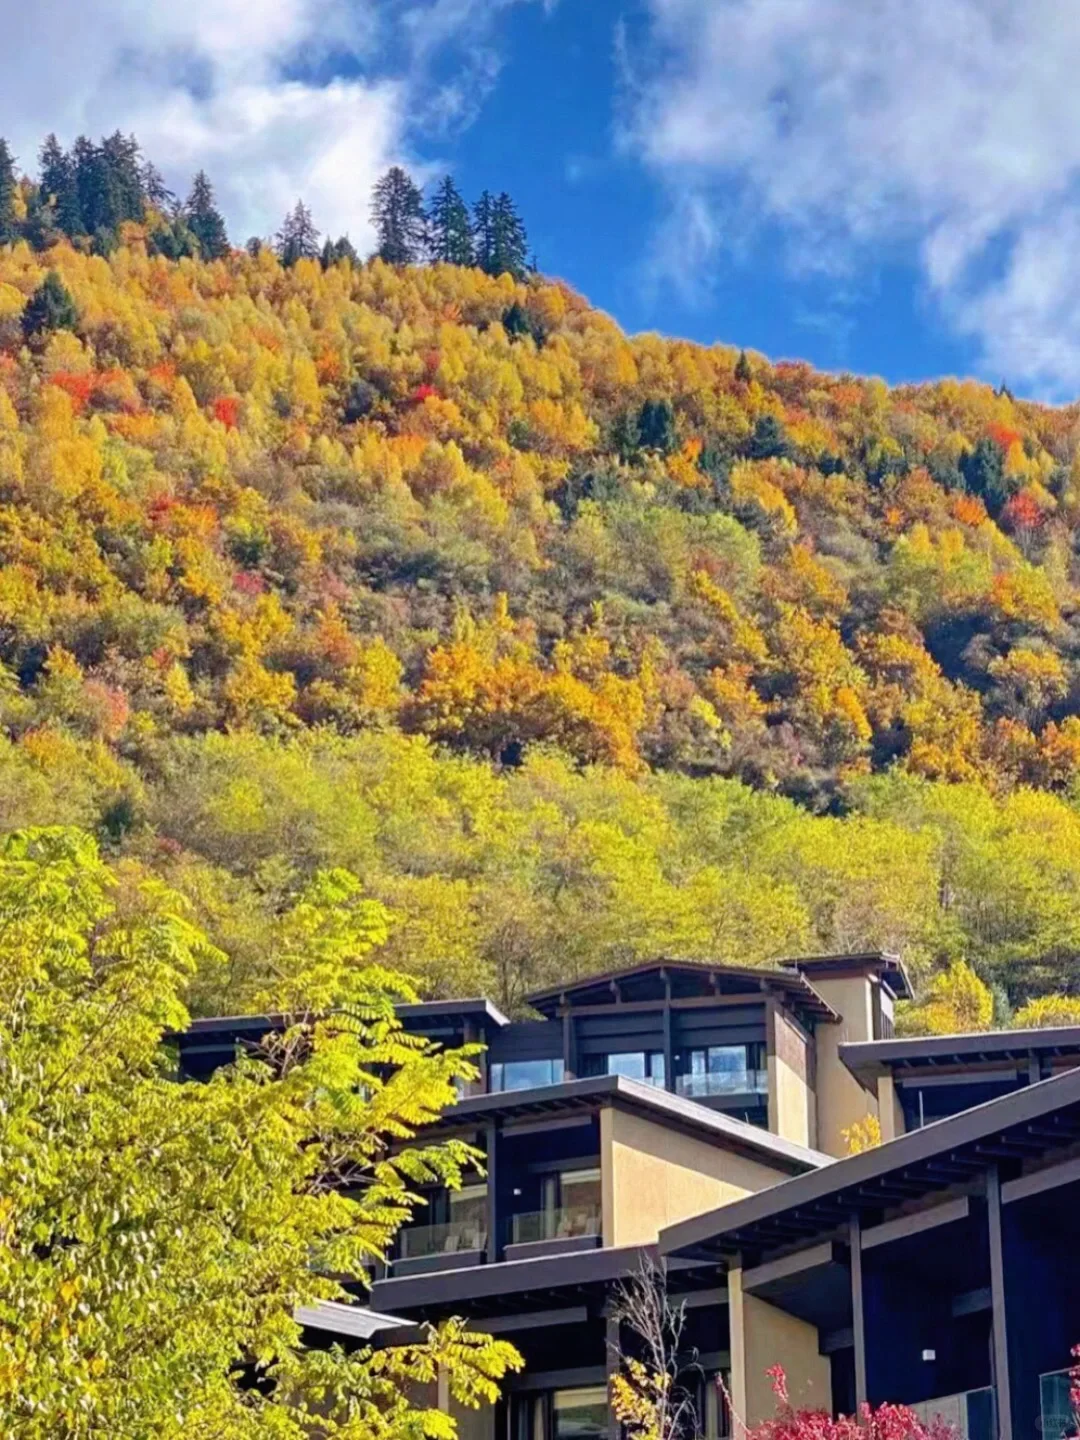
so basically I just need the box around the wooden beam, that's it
[1002,1153,1080,1204]
[744,1240,844,1293]
[482,1306,589,1334]
[861,1196,970,1251]
[987,1166,1013,1440]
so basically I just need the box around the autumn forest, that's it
[2,134,1080,1032]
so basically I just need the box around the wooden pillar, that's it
[987,1166,1014,1440]
[606,1311,622,1440]
[562,1010,577,1080]
[662,974,675,1094]
[850,1216,867,1411]
[486,1122,499,1264]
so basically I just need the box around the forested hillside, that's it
[6,146,1080,1026]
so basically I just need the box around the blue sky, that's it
[3,0,1080,397]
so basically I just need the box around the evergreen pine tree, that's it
[320,235,358,269]
[735,349,752,384]
[38,135,81,236]
[72,136,106,236]
[99,131,145,227]
[371,166,426,265]
[140,160,175,215]
[185,171,229,260]
[427,176,474,266]
[488,192,529,279]
[275,200,320,267]
[472,190,496,273]
[0,139,17,246]
[22,270,78,339]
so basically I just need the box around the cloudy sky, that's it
[3,0,1079,397]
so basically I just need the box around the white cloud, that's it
[0,0,544,250]
[623,0,1080,395]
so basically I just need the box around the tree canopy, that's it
[0,825,518,1437]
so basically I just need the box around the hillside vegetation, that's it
[4,223,1080,1022]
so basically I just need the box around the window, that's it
[490,1057,564,1092]
[511,1167,602,1244]
[552,1387,609,1440]
[589,1051,666,1087]
[675,1044,767,1098]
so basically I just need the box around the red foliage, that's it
[147,495,176,527]
[49,372,95,413]
[213,395,241,429]
[412,383,438,404]
[424,349,441,375]
[232,571,266,596]
[1000,489,1045,533]
[987,421,1022,453]
[744,1368,956,1440]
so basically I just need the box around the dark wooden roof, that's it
[426,1073,830,1173]
[370,1242,718,1321]
[780,951,913,1001]
[525,959,838,1024]
[660,1064,1080,1263]
[841,1026,1080,1088]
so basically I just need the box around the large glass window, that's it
[490,1057,565,1092]
[399,1181,487,1259]
[1041,1370,1074,1440]
[552,1387,609,1440]
[676,1044,767,1098]
[511,1167,602,1244]
[587,1051,666,1087]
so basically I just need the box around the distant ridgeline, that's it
[4,136,1080,1023]
[0,131,531,275]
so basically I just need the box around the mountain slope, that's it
[2,237,1080,1015]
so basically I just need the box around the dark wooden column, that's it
[606,1311,622,1440]
[562,1009,577,1080]
[987,1165,1014,1440]
[850,1215,868,1411]
[486,1122,500,1264]
[662,970,675,1093]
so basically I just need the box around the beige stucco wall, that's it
[808,974,878,1158]
[769,1009,815,1150]
[877,1073,905,1142]
[728,1264,832,1427]
[600,1105,798,1248]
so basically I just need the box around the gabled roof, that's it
[780,951,913,1001]
[424,1072,831,1175]
[660,1064,1080,1263]
[841,1026,1080,1089]
[525,959,838,1024]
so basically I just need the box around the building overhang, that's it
[370,1243,720,1322]
[525,959,838,1027]
[841,1027,1080,1092]
[425,1073,830,1174]
[660,1065,1080,1264]
[779,951,913,1002]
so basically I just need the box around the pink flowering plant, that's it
[743,1367,957,1440]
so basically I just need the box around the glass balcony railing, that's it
[910,1386,994,1440]
[509,1204,602,1246]
[398,1218,487,1261]
[675,1068,769,1099]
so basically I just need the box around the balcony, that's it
[909,1386,994,1440]
[675,1068,769,1100]
[504,1203,602,1262]
[393,1218,487,1277]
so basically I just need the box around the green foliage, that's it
[276,199,320,267]
[428,177,475,267]
[186,170,230,260]
[0,139,16,246]
[0,824,520,1437]
[22,270,78,338]
[372,167,427,266]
